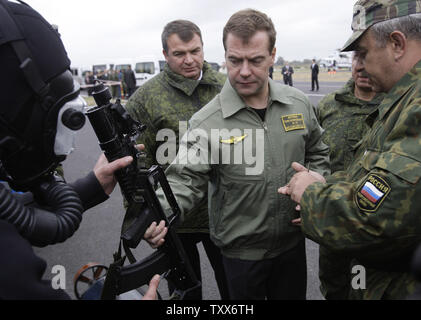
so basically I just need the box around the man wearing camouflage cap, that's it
[279,0,421,299]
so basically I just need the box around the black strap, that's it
[123,239,137,264]
[100,241,126,300]
[11,41,49,97]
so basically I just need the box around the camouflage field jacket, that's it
[316,79,384,300]
[301,60,421,299]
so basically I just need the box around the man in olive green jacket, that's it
[145,9,330,300]
[125,20,228,300]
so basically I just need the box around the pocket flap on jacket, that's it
[373,152,421,184]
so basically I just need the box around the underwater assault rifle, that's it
[80,81,200,300]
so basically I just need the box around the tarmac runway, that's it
[34,79,346,300]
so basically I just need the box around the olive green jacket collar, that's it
[220,78,293,119]
[164,61,221,96]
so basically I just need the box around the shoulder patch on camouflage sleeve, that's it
[355,174,391,214]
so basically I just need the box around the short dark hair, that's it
[223,9,276,53]
[370,13,421,48]
[161,20,203,52]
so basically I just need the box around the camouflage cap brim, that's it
[341,29,365,52]
[341,0,421,52]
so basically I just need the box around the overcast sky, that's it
[26,0,357,69]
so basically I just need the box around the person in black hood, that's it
[0,0,159,299]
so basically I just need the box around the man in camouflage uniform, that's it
[317,54,384,173]
[125,20,228,300]
[279,0,421,299]
[316,53,384,299]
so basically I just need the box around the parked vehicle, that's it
[92,63,114,76]
[113,58,133,73]
[133,57,166,87]
[319,50,352,70]
[70,66,90,85]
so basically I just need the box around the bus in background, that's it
[92,63,114,77]
[114,58,133,73]
[134,57,166,87]
[115,63,131,72]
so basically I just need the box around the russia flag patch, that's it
[361,181,384,203]
[355,174,391,213]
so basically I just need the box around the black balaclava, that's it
[0,0,81,191]
[0,1,86,247]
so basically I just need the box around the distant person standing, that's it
[84,71,95,96]
[219,62,227,74]
[113,69,123,99]
[310,59,319,91]
[119,69,128,99]
[269,65,274,79]
[109,69,118,98]
[282,63,294,86]
[124,65,137,98]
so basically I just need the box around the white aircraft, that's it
[319,50,352,70]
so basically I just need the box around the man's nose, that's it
[240,61,251,77]
[354,56,365,71]
[184,53,194,64]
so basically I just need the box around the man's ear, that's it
[270,47,276,64]
[163,49,169,62]
[389,31,407,61]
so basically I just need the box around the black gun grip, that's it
[121,206,155,248]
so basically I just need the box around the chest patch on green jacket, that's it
[355,174,391,213]
[281,114,306,132]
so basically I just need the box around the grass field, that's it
[273,67,351,82]
[83,96,96,107]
